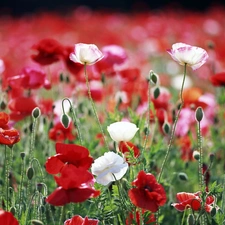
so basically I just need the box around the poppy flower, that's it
[46,143,93,175]
[64,215,99,225]
[128,170,167,212]
[46,184,100,206]
[7,67,51,90]
[107,121,139,142]
[167,43,208,70]
[8,96,38,121]
[31,38,64,65]
[0,209,19,225]
[210,72,225,86]
[0,112,20,146]
[70,43,104,65]
[172,192,215,213]
[119,141,140,165]
[91,151,128,186]
[48,117,76,142]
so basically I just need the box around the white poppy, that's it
[107,121,139,142]
[167,43,208,70]
[70,43,104,65]
[91,151,128,186]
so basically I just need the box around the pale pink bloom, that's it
[167,43,208,70]
[70,43,104,65]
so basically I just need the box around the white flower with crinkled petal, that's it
[167,43,208,70]
[69,43,104,65]
[107,121,139,142]
[91,152,128,186]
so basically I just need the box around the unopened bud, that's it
[178,172,188,181]
[150,71,158,85]
[153,87,160,99]
[20,152,25,160]
[211,207,217,217]
[209,153,215,163]
[0,101,6,110]
[31,220,44,225]
[187,214,195,225]
[193,151,200,160]
[37,183,43,192]
[10,207,16,215]
[61,114,70,129]
[27,167,34,180]
[162,122,170,134]
[32,107,41,119]
[195,107,204,122]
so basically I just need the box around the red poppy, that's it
[48,118,76,142]
[0,112,20,146]
[210,72,225,86]
[8,96,38,121]
[7,67,51,90]
[46,185,100,206]
[126,209,156,225]
[128,170,167,212]
[54,164,94,189]
[172,192,215,213]
[31,38,64,65]
[62,46,83,76]
[45,143,93,174]
[0,209,19,225]
[119,141,140,165]
[64,215,99,225]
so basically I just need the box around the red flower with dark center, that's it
[64,215,99,225]
[210,72,225,86]
[128,170,167,212]
[172,192,215,213]
[0,209,19,225]
[31,38,64,65]
[48,118,76,142]
[0,112,20,146]
[119,141,140,165]
[45,143,93,174]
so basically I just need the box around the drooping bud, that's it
[31,220,44,225]
[32,107,41,119]
[162,122,170,134]
[195,107,204,122]
[0,101,6,110]
[27,167,34,180]
[209,153,215,163]
[153,87,160,99]
[187,214,195,225]
[61,114,70,129]
[178,172,188,181]
[10,207,16,215]
[37,183,43,192]
[149,70,159,85]
[193,151,200,160]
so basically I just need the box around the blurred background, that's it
[0,0,224,16]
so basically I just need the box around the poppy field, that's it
[0,5,225,225]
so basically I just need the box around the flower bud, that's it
[37,183,43,192]
[187,214,195,225]
[0,101,6,110]
[209,153,215,163]
[193,151,200,160]
[20,152,25,160]
[149,70,158,85]
[195,107,204,122]
[27,167,34,180]
[210,207,217,217]
[153,87,160,99]
[61,114,70,129]
[178,172,188,181]
[10,207,16,215]
[31,220,44,225]
[59,73,64,82]
[162,122,170,134]
[32,107,41,119]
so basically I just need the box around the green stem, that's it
[58,206,65,225]
[62,98,83,145]
[29,117,37,166]
[84,64,110,151]
[4,145,9,211]
[157,63,187,183]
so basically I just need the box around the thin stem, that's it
[58,206,65,225]
[4,145,9,211]
[62,98,83,145]
[157,63,187,183]
[29,117,37,167]
[84,64,110,151]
